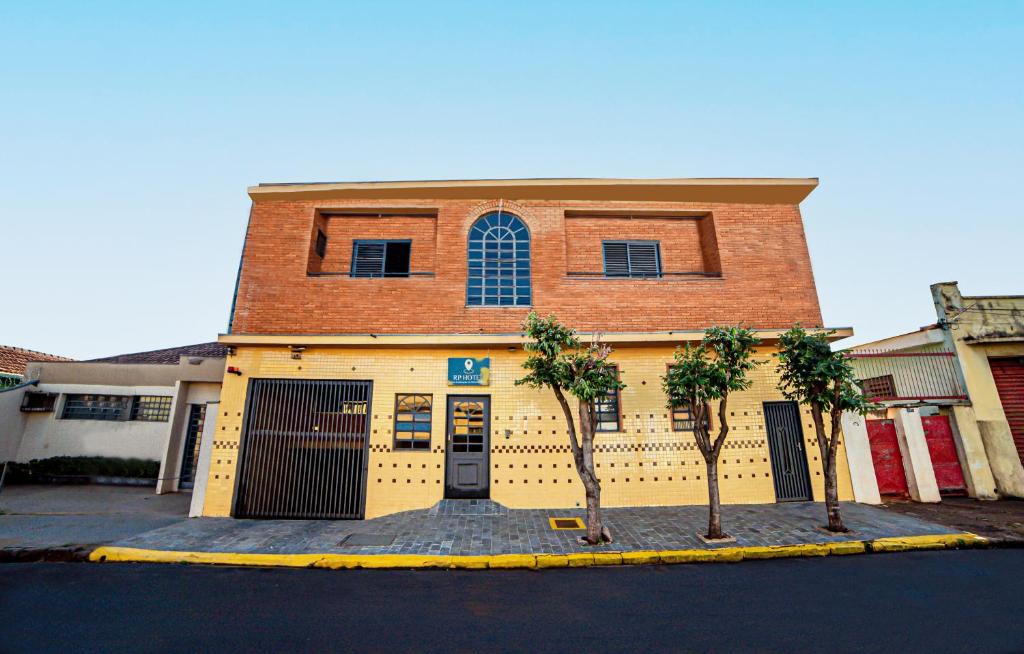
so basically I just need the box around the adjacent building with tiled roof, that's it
[87,342,228,365]
[1,341,227,502]
[0,346,74,386]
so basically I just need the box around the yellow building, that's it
[199,178,856,519]
[932,282,1024,497]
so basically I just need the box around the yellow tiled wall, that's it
[202,345,854,519]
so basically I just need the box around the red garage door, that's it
[867,419,908,496]
[990,357,1024,465]
[921,415,966,494]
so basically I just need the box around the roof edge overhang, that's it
[247,178,819,205]
[219,328,852,349]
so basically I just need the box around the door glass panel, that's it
[452,401,485,453]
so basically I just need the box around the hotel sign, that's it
[447,357,490,386]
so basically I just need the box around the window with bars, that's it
[62,394,133,420]
[466,211,531,306]
[315,229,327,258]
[592,366,621,432]
[394,394,432,450]
[131,396,173,422]
[602,241,662,278]
[671,404,697,432]
[666,366,712,432]
[860,374,897,398]
[351,240,411,277]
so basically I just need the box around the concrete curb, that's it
[87,533,989,570]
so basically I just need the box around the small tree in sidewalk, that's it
[516,312,624,545]
[662,326,760,540]
[775,326,876,533]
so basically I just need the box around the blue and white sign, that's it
[447,357,491,386]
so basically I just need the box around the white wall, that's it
[15,383,176,462]
[0,385,30,461]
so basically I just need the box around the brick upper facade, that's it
[229,179,825,336]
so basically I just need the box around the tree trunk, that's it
[705,457,724,539]
[811,403,847,532]
[823,450,845,532]
[577,400,609,545]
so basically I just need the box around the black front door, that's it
[445,395,490,498]
[763,401,813,502]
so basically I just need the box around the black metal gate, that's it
[763,401,813,502]
[234,379,373,519]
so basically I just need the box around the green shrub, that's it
[4,456,160,482]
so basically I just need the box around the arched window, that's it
[466,211,531,306]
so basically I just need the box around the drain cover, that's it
[549,517,585,530]
[340,533,395,547]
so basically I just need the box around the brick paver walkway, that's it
[112,500,955,556]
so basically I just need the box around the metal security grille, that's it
[763,401,812,502]
[179,404,207,489]
[234,379,373,519]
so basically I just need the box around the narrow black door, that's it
[763,401,813,501]
[178,404,206,489]
[445,396,490,498]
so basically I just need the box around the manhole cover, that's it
[549,517,585,530]
[340,533,395,547]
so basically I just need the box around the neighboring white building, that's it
[0,342,226,495]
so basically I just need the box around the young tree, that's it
[516,312,624,545]
[662,327,760,540]
[775,326,876,532]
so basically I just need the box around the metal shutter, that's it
[991,357,1024,465]
[351,242,385,276]
[602,241,661,278]
[627,242,661,277]
[602,242,630,277]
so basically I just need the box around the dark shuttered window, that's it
[466,211,531,306]
[602,241,662,278]
[351,240,411,277]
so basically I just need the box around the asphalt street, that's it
[2,550,1022,653]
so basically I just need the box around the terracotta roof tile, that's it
[0,346,75,377]
[87,342,229,365]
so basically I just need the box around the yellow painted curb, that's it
[89,533,986,571]
[487,554,537,569]
[827,541,868,556]
[870,532,988,553]
[620,550,662,565]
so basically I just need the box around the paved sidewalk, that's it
[0,485,189,555]
[880,497,1024,544]
[110,500,954,556]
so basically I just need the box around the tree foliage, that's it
[775,326,877,532]
[776,326,874,417]
[662,326,760,539]
[516,312,624,544]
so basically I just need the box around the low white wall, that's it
[189,402,219,517]
[14,383,176,463]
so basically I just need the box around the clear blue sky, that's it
[1,2,1021,359]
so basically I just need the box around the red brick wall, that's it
[564,216,712,274]
[316,215,437,274]
[231,198,823,334]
